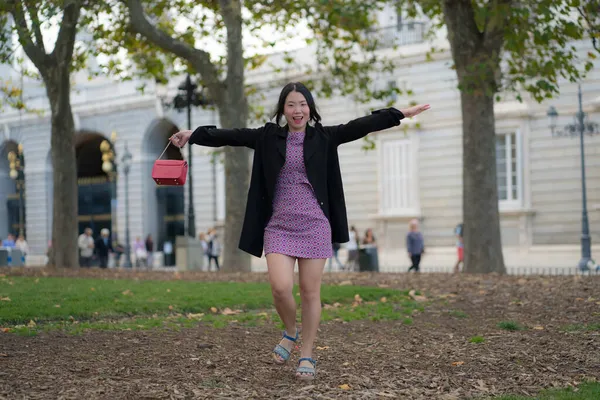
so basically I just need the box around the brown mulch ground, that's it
[1,268,599,399]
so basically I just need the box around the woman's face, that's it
[284,91,310,132]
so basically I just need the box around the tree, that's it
[577,0,600,53]
[1,0,87,268]
[90,0,394,271]
[398,0,595,273]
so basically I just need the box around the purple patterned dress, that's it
[263,131,333,259]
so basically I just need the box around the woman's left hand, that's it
[400,104,431,118]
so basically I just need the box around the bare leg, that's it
[266,253,297,363]
[297,257,326,377]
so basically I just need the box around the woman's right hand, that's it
[170,130,193,147]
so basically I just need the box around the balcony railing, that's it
[366,22,427,49]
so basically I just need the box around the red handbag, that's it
[152,142,188,186]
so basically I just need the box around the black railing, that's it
[366,22,427,49]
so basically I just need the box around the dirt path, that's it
[1,269,599,399]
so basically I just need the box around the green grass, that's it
[497,321,524,331]
[0,276,420,335]
[491,381,600,399]
[449,310,468,318]
[561,323,600,332]
[469,335,485,344]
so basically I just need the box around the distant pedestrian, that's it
[454,223,464,273]
[406,219,425,272]
[207,228,221,271]
[78,228,94,267]
[344,226,360,271]
[95,228,113,269]
[327,242,343,272]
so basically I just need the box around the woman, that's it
[170,82,430,380]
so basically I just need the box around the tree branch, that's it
[125,0,224,105]
[52,0,82,67]
[442,0,483,66]
[9,0,48,67]
[23,0,46,52]
[483,0,513,53]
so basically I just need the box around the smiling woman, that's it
[169,81,430,380]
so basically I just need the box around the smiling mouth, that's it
[292,116,303,123]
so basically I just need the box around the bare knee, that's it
[299,284,321,303]
[271,283,293,301]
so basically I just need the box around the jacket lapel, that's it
[276,128,287,160]
[304,125,317,163]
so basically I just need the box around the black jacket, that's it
[190,108,405,257]
[94,237,113,257]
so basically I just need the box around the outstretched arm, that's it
[324,104,430,146]
[170,125,266,149]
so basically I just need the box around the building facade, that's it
[1,11,599,271]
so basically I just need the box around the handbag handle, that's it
[156,140,182,161]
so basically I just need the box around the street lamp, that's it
[100,131,118,238]
[121,142,133,268]
[159,74,211,238]
[547,84,600,272]
[7,144,25,237]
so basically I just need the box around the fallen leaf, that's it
[0,353,8,357]
[451,361,464,366]
[122,289,133,296]
[354,294,363,303]
[90,287,95,291]
[316,346,330,350]
[380,297,387,303]
[54,304,61,308]
[409,290,427,302]
[0,297,11,302]
[1,328,10,333]
[339,280,352,286]
[210,307,218,313]
[190,357,200,361]
[27,320,36,328]
[168,305,174,310]
[256,312,269,317]
[575,298,585,302]
[533,326,544,330]
[342,362,349,366]
[186,313,204,319]
[221,308,242,315]
[167,289,171,293]
[339,384,351,390]
[479,290,487,295]
[299,385,315,391]
[34,278,39,283]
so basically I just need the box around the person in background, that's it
[344,226,359,271]
[15,234,29,255]
[198,232,209,269]
[327,242,343,272]
[406,219,425,273]
[362,228,376,246]
[2,233,16,248]
[133,236,147,268]
[94,228,113,269]
[145,234,154,269]
[207,228,221,271]
[78,228,94,267]
[454,222,464,273]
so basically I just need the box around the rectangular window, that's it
[379,138,418,215]
[495,132,522,206]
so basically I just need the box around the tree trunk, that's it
[459,87,506,274]
[219,106,251,272]
[443,0,507,274]
[46,73,79,269]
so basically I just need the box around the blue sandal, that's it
[296,357,317,380]
[272,329,298,364]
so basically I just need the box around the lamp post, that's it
[7,144,25,237]
[547,84,600,272]
[160,74,210,238]
[100,131,118,238]
[121,142,133,268]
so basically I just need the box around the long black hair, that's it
[272,82,322,126]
